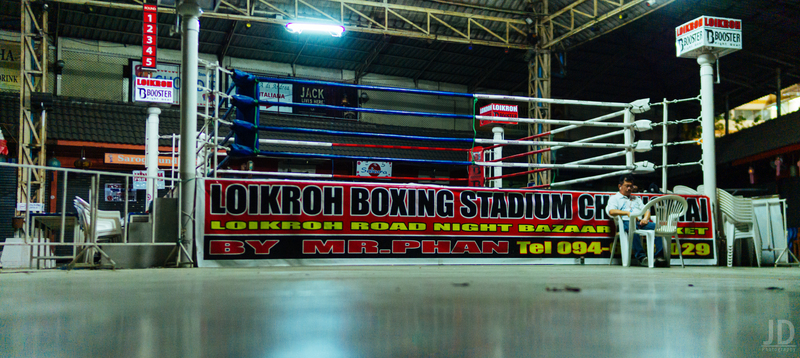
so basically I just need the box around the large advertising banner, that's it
[200,180,715,266]
[0,41,20,91]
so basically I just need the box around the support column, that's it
[178,2,202,266]
[661,100,668,192]
[776,68,781,118]
[529,2,552,187]
[146,107,161,210]
[16,0,48,221]
[724,94,729,135]
[492,127,504,188]
[697,53,717,209]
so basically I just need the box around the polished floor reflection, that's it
[1,265,798,357]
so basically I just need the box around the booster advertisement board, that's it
[676,16,742,58]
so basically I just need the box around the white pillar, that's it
[178,2,201,266]
[662,100,668,192]
[492,126,504,188]
[698,53,717,209]
[145,107,160,209]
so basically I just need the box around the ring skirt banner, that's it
[199,180,715,266]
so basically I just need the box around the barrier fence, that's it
[0,162,186,269]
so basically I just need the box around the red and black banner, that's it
[202,180,714,261]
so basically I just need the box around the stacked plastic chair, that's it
[717,189,761,267]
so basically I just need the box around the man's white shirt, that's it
[605,192,645,221]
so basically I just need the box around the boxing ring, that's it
[193,68,716,267]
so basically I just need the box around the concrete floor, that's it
[1,265,798,358]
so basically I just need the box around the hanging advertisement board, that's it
[676,16,742,58]
[131,60,214,106]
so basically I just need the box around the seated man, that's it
[606,174,666,267]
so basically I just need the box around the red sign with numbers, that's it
[142,4,157,69]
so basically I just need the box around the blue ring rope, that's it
[257,76,475,99]
[256,151,473,166]
[260,100,472,119]
[257,125,475,143]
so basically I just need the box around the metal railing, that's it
[0,162,187,269]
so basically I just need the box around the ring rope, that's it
[257,125,475,143]
[474,138,634,149]
[253,150,473,166]
[489,147,551,162]
[485,168,549,181]
[259,99,473,119]
[257,76,475,99]
[650,95,702,106]
[652,117,701,126]
[216,170,467,182]
[254,138,470,152]
[652,139,700,147]
[482,131,551,152]
[655,161,703,169]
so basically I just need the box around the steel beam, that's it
[49,0,533,50]
[16,0,48,225]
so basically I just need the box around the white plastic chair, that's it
[672,185,697,195]
[609,215,634,267]
[629,195,689,268]
[717,189,761,267]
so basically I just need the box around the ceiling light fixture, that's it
[285,23,345,37]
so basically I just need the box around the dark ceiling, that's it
[1,0,799,116]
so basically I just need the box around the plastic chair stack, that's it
[717,189,761,267]
[73,196,123,244]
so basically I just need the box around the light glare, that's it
[285,23,345,37]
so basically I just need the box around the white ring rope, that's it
[652,117,701,126]
[476,162,635,170]
[475,115,645,128]
[650,95,702,106]
[550,109,627,135]
[474,138,636,149]
[548,170,632,188]
[475,93,631,108]
[550,129,626,151]
[652,139,700,147]
[655,161,703,169]
[217,170,333,178]
[255,138,333,147]
[565,151,627,165]
[476,161,655,173]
